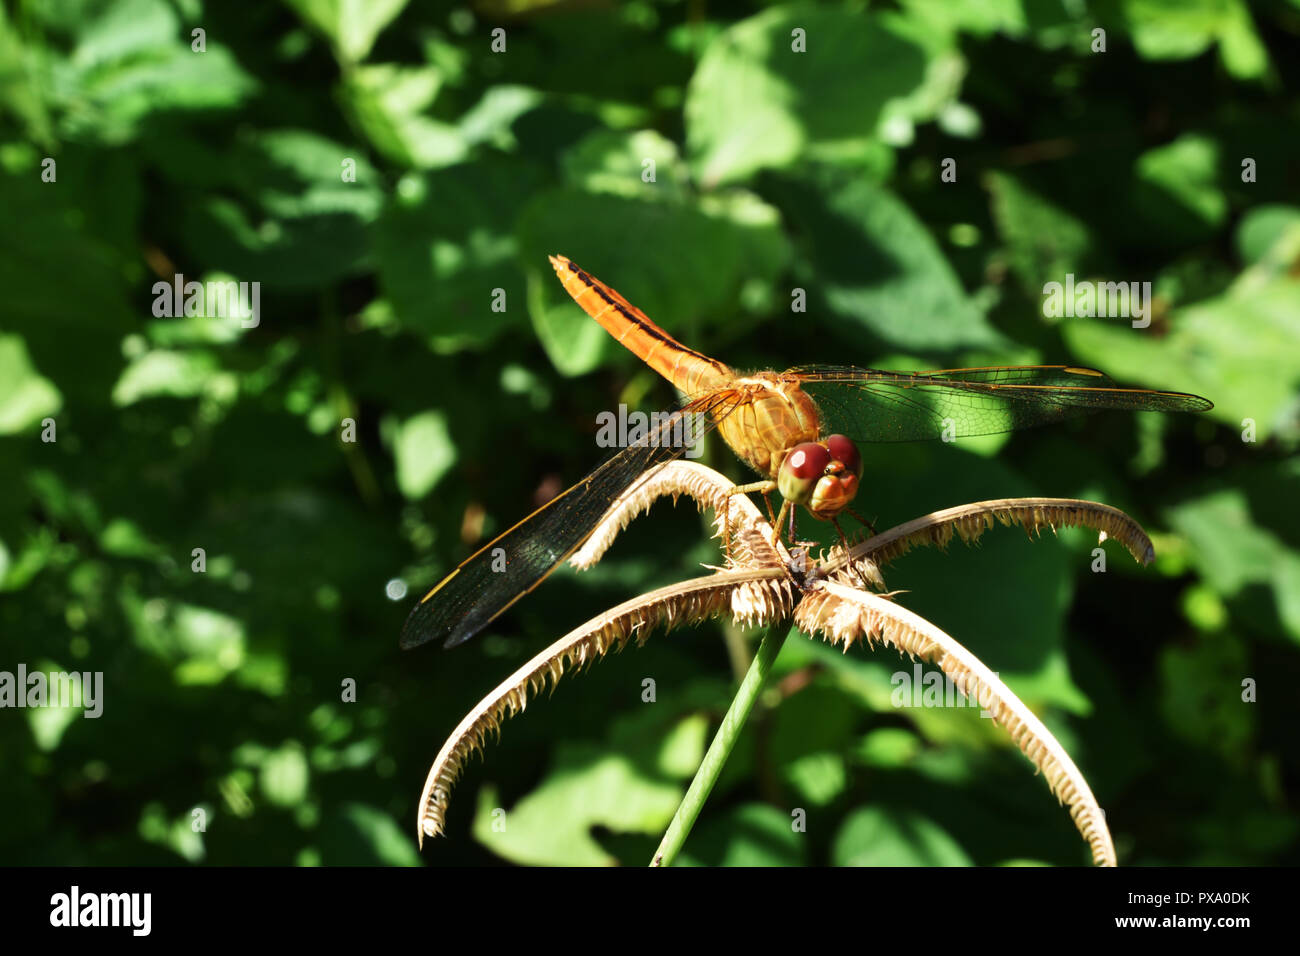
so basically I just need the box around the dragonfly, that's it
[401,256,1212,650]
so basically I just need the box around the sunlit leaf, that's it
[260,742,310,808]
[766,169,1003,350]
[1120,0,1270,79]
[284,0,410,64]
[986,171,1096,295]
[1166,489,1300,644]
[685,5,930,186]
[833,806,972,866]
[0,335,61,433]
[472,744,684,866]
[677,803,805,866]
[343,64,466,168]
[393,410,456,500]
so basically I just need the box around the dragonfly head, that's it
[776,434,863,520]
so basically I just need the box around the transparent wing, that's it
[786,364,1213,443]
[400,391,745,650]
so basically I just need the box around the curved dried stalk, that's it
[418,466,1144,866]
[416,568,793,844]
[569,460,786,572]
[795,583,1117,866]
[822,497,1154,587]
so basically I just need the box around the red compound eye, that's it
[825,434,862,477]
[785,443,831,478]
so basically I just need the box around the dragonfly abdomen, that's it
[549,255,730,396]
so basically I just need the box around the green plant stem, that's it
[650,623,793,867]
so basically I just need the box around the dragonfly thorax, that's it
[716,371,822,479]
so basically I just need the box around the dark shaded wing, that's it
[787,364,1213,443]
[401,391,744,650]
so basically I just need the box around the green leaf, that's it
[986,171,1096,294]
[685,25,803,187]
[322,803,422,866]
[655,712,709,777]
[0,5,54,145]
[1158,633,1256,759]
[685,5,930,186]
[1132,134,1227,238]
[677,803,806,866]
[28,699,82,753]
[393,410,456,500]
[342,64,466,168]
[1120,0,1270,79]
[561,129,690,201]
[62,0,257,142]
[111,350,220,406]
[260,742,310,807]
[1165,489,1300,644]
[373,160,543,346]
[785,752,847,806]
[284,0,410,64]
[99,518,163,559]
[897,0,1030,39]
[833,806,973,865]
[70,0,177,69]
[472,743,684,866]
[171,130,382,288]
[0,162,135,334]
[0,335,61,433]
[124,594,247,681]
[1235,205,1300,267]
[855,727,924,768]
[25,660,84,752]
[140,803,208,862]
[240,130,383,222]
[1062,278,1300,440]
[457,85,543,151]
[767,169,1003,350]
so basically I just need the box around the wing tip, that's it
[398,600,439,650]
[398,606,476,651]
[398,624,430,650]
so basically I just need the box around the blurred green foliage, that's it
[1,0,1298,866]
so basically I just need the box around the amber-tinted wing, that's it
[400,391,744,650]
[788,365,1213,443]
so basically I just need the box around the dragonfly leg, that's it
[846,506,878,536]
[731,479,777,497]
[832,517,852,554]
[771,499,791,547]
[727,479,778,542]
[721,493,732,564]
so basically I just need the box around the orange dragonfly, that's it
[401,256,1212,650]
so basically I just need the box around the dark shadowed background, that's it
[1,0,1298,866]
